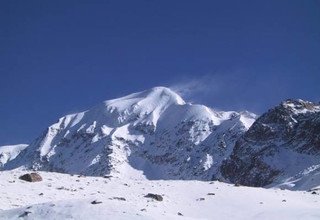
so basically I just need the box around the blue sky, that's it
[1,0,319,145]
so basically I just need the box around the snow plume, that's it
[169,74,220,104]
[168,73,249,109]
[169,71,281,113]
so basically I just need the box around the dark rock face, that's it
[221,100,320,187]
[221,142,281,187]
[19,173,43,182]
[243,100,320,154]
[144,193,163,201]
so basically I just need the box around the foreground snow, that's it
[0,170,319,220]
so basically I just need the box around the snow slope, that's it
[3,87,256,181]
[0,170,319,220]
[0,144,28,168]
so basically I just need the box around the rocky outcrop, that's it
[221,99,320,187]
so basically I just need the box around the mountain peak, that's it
[281,99,320,114]
[102,86,185,109]
[2,86,256,179]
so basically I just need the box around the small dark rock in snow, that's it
[197,198,205,201]
[19,211,31,217]
[207,193,215,195]
[145,193,163,201]
[91,200,102,205]
[39,193,44,196]
[19,173,42,182]
[311,191,317,195]
[178,212,183,216]
[110,197,126,201]
[282,199,286,202]
[56,186,65,190]
[140,208,147,212]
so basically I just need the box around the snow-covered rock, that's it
[221,99,320,189]
[2,87,256,181]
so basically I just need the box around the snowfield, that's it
[0,170,319,220]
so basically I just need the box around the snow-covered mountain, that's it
[221,99,320,190]
[3,87,320,190]
[2,88,320,219]
[3,87,256,180]
[0,144,28,168]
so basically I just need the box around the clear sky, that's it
[1,0,319,145]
